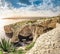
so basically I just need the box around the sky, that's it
[0,0,60,18]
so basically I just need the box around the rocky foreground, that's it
[26,23,60,54]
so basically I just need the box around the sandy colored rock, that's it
[4,25,13,38]
[19,25,32,36]
[4,25,13,33]
[4,18,59,43]
[26,24,60,54]
[47,18,57,28]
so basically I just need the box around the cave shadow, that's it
[13,34,33,47]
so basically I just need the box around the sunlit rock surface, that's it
[4,17,59,44]
[26,24,60,54]
[0,19,27,41]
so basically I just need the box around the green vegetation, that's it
[9,49,25,54]
[0,39,15,52]
[0,39,26,54]
[26,20,37,24]
[16,49,25,54]
[25,42,35,50]
[0,39,35,54]
[0,49,3,54]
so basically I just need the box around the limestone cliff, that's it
[26,23,60,54]
[4,17,60,43]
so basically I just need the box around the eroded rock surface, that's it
[4,25,13,38]
[4,18,59,44]
[26,24,60,54]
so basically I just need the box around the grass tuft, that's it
[0,39,15,52]
[25,42,35,50]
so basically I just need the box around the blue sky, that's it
[5,0,42,8]
[0,0,60,18]
[5,0,60,8]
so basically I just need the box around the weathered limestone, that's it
[4,18,59,43]
[4,25,13,38]
[19,25,32,37]
[4,25,13,33]
[26,24,60,54]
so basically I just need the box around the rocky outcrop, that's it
[19,25,32,37]
[26,24,60,54]
[4,25,13,38]
[4,18,59,44]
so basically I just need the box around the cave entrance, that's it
[13,25,33,47]
[14,34,33,47]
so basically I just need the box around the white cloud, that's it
[17,2,27,6]
[0,0,60,18]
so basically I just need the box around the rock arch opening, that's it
[13,34,33,47]
[13,25,33,47]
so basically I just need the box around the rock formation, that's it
[26,24,60,54]
[4,18,59,44]
[4,25,13,38]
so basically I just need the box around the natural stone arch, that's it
[4,18,60,47]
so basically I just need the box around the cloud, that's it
[0,0,60,18]
[17,2,28,7]
[0,0,13,9]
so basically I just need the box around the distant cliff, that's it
[4,16,60,44]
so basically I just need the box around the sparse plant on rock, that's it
[25,42,35,50]
[0,38,16,53]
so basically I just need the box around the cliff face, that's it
[26,23,60,54]
[4,17,60,44]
